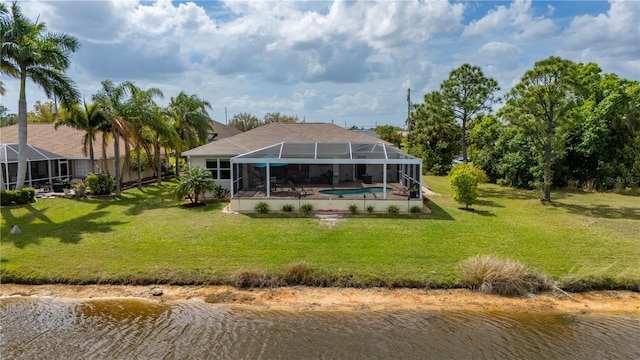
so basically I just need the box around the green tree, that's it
[229,112,262,131]
[375,124,404,148]
[55,100,109,174]
[174,166,215,205]
[263,112,299,124]
[0,105,18,127]
[408,91,461,175]
[167,91,213,176]
[26,100,57,123]
[448,163,487,209]
[1,1,80,189]
[499,56,578,201]
[468,115,505,182]
[441,64,500,162]
[92,80,136,197]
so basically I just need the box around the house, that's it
[0,120,233,189]
[183,122,423,212]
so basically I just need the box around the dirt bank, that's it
[1,284,639,315]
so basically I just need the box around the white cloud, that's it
[462,0,557,40]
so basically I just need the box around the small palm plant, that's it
[174,166,215,205]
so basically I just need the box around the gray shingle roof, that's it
[183,122,388,156]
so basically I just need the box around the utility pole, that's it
[224,106,228,124]
[406,88,413,131]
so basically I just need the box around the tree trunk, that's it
[114,132,121,197]
[460,116,468,163]
[543,119,553,202]
[16,71,28,190]
[89,136,95,174]
[156,142,162,186]
[175,150,181,179]
[136,144,142,190]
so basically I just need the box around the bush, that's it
[282,261,311,285]
[348,204,359,214]
[448,163,487,209]
[367,205,375,213]
[85,173,115,195]
[174,167,215,204]
[234,269,276,288]
[409,205,422,214]
[1,190,16,206]
[281,204,294,212]
[300,203,314,214]
[459,255,554,297]
[255,201,270,213]
[211,183,230,199]
[15,187,35,204]
[387,205,399,214]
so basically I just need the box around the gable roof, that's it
[210,120,242,140]
[183,122,388,157]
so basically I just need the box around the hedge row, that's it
[1,188,36,206]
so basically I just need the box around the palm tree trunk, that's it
[89,137,95,174]
[175,150,181,179]
[136,144,142,190]
[16,71,28,190]
[114,132,121,197]
[156,142,162,186]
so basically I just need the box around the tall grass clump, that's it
[348,204,359,214]
[459,255,554,296]
[300,203,314,214]
[234,269,277,288]
[281,203,294,212]
[254,201,270,213]
[282,261,312,285]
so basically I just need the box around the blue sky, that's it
[1,0,638,129]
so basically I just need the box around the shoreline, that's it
[1,284,639,315]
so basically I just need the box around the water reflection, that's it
[1,297,639,359]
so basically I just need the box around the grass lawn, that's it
[1,176,639,289]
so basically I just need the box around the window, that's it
[205,159,231,180]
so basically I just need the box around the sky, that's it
[1,0,639,129]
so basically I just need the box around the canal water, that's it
[1,297,639,359]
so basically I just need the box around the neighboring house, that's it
[183,122,422,211]
[0,121,234,190]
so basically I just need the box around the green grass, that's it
[1,176,639,290]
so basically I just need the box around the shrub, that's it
[459,255,554,297]
[348,204,359,214]
[282,261,311,285]
[367,205,375,213]
[211,183,230,199]
[85,173,115,195]
[74,181,87,198]
[409,205,422,214]
[448,163,487,209]
[234,269,276,288]
[174,166,215,204]
[15,187,35,204]
[300,203,314,214]
[1,190,16,206]
[387,205,399,214]
[281,204,294,212]
[255,201,270,213]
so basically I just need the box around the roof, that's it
[210,120,242,140]
[0,123,123,159]
[0,143,65,162]
[183,122,389,157]
[233,141,420,165]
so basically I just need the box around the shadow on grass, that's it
[1,207,127,248]
[550,201,640,220]
[423,201,455,220]
[479,187,536,200]
[476,199,504,208]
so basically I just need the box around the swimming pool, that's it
[319,187,385,196]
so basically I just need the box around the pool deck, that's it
[234,181,414,200]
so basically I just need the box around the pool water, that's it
[319,187,385,196]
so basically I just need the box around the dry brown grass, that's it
[282,261,311,285]
[459,255,554,297]
[234,269,277,288]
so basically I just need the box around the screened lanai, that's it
[0,144,69,190]
[230,142,422,199]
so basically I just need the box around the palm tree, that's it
[54,100,109,174]
[167,92,213,176]
[1,1,80,189]
[124,85,164,190]
[92,80,135,197]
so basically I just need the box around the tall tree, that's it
[375,125,404,148]
[1,1,80,189]
[167,91,213,174]
[229,112,261,131]
[408,91,461,175]
[92,80,136,197]
[500,56,578,201]
[124,84,164,189]
[441,64,500,162]
[54,100,108,175]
